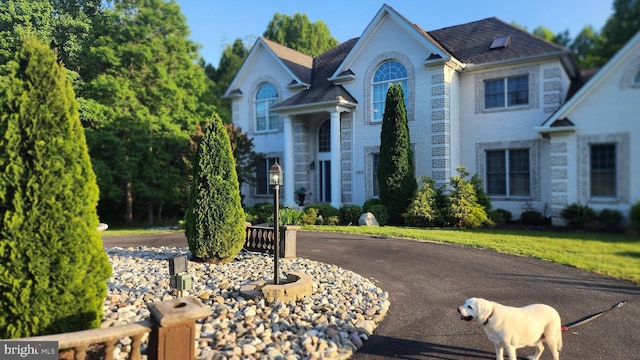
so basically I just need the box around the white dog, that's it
[457,297,562,360]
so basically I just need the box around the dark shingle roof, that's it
[271,38,359,110]
[267,15,570,110]
[428,17,568,65]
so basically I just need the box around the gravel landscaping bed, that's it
[102,247,390,359]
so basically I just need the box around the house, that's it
[536,30,640,225]
[225,4,638,223]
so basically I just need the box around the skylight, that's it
[490,36,511,49]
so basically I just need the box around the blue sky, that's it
[176,0,614,66]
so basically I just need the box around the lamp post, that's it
[269,161,283,285]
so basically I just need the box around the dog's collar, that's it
[483,309,494,326]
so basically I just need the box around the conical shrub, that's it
[185,114,246,262]
[0,37,111,337]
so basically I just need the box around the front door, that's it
[317,119,331,203]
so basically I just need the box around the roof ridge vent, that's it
[490,35,511,49]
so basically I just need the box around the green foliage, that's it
[445,167,488,229]
[560,203,597,229]
[81,0,213,225]
[225,123,264,204]
[339,205,362,225]
[184,115,246,262]
[520,210,547,226]
[301,207,319,225]
[629,201,640,234]
[325,216,340,226]
[470,174,492,212]
[245,203,274,224]
[368,204,389,226]
[0,37,111,337]
[263,13,339,57]
[597,208,624,231]
[597,0,640,66]
[377,84,417,225]
[303,203,339,219]
[266,208,303,226]
[488,208,513,225]
[362,198,382,213]
[403,176,442,227]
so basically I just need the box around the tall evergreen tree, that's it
[0,37,111,337]
[377,84,417,225]
[185,114,246,263]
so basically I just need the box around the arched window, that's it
[255,83,278,131]
[372,60,408,121]
[318,120,330,152]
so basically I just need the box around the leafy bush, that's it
[301,207,319,225]
[560,203,596,229]
[597,208,623,231]
[304,203,339,219]
[339,205,363,225]
[325,216,340,226]
[403,176,441,227]
[486,208,514,226]
[629,201,640,234]
[245,203,274,224]
[445,167,488,229]
[369,204,389,226]
[266,208,303,226]
[363,198,382,213]
[520,210,547,226]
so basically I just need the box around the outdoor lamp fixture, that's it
[269,161,283,285]
[168,255,191,297]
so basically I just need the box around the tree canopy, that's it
[263,12,339,57]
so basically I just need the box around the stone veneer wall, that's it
[430,73,450,183]
[543,67,563,114]
[550,141,569,221]
[292,120,311,202]
[340,112,353,204]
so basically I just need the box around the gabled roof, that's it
[271,38,358,111]
[260,37,313,85]
[226,4,578,109]
[536,30,640,133]
[223,37,312,98]
[428,17,569,66]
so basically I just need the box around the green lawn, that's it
[303,225,640,285]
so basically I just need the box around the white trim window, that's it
[590,143,616,198]
[372,60,408,121]
[255,83,278,132]
[255,157,280,196]
[486,149,530,197]
[484,75,529,109]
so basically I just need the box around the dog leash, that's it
[561,299,629,331]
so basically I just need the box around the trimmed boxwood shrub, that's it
[0,38,111,337]
[362,198,382,213]
[560,203,596,229]
[339,204,362,225]
[303,203,339,219]
[369,204,389,226]
[520,210,547,226]
[597,208,623,231]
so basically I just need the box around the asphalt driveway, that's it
[102,231,640,359]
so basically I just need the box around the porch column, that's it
[330,111,341,208]
[283,116,295,207]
